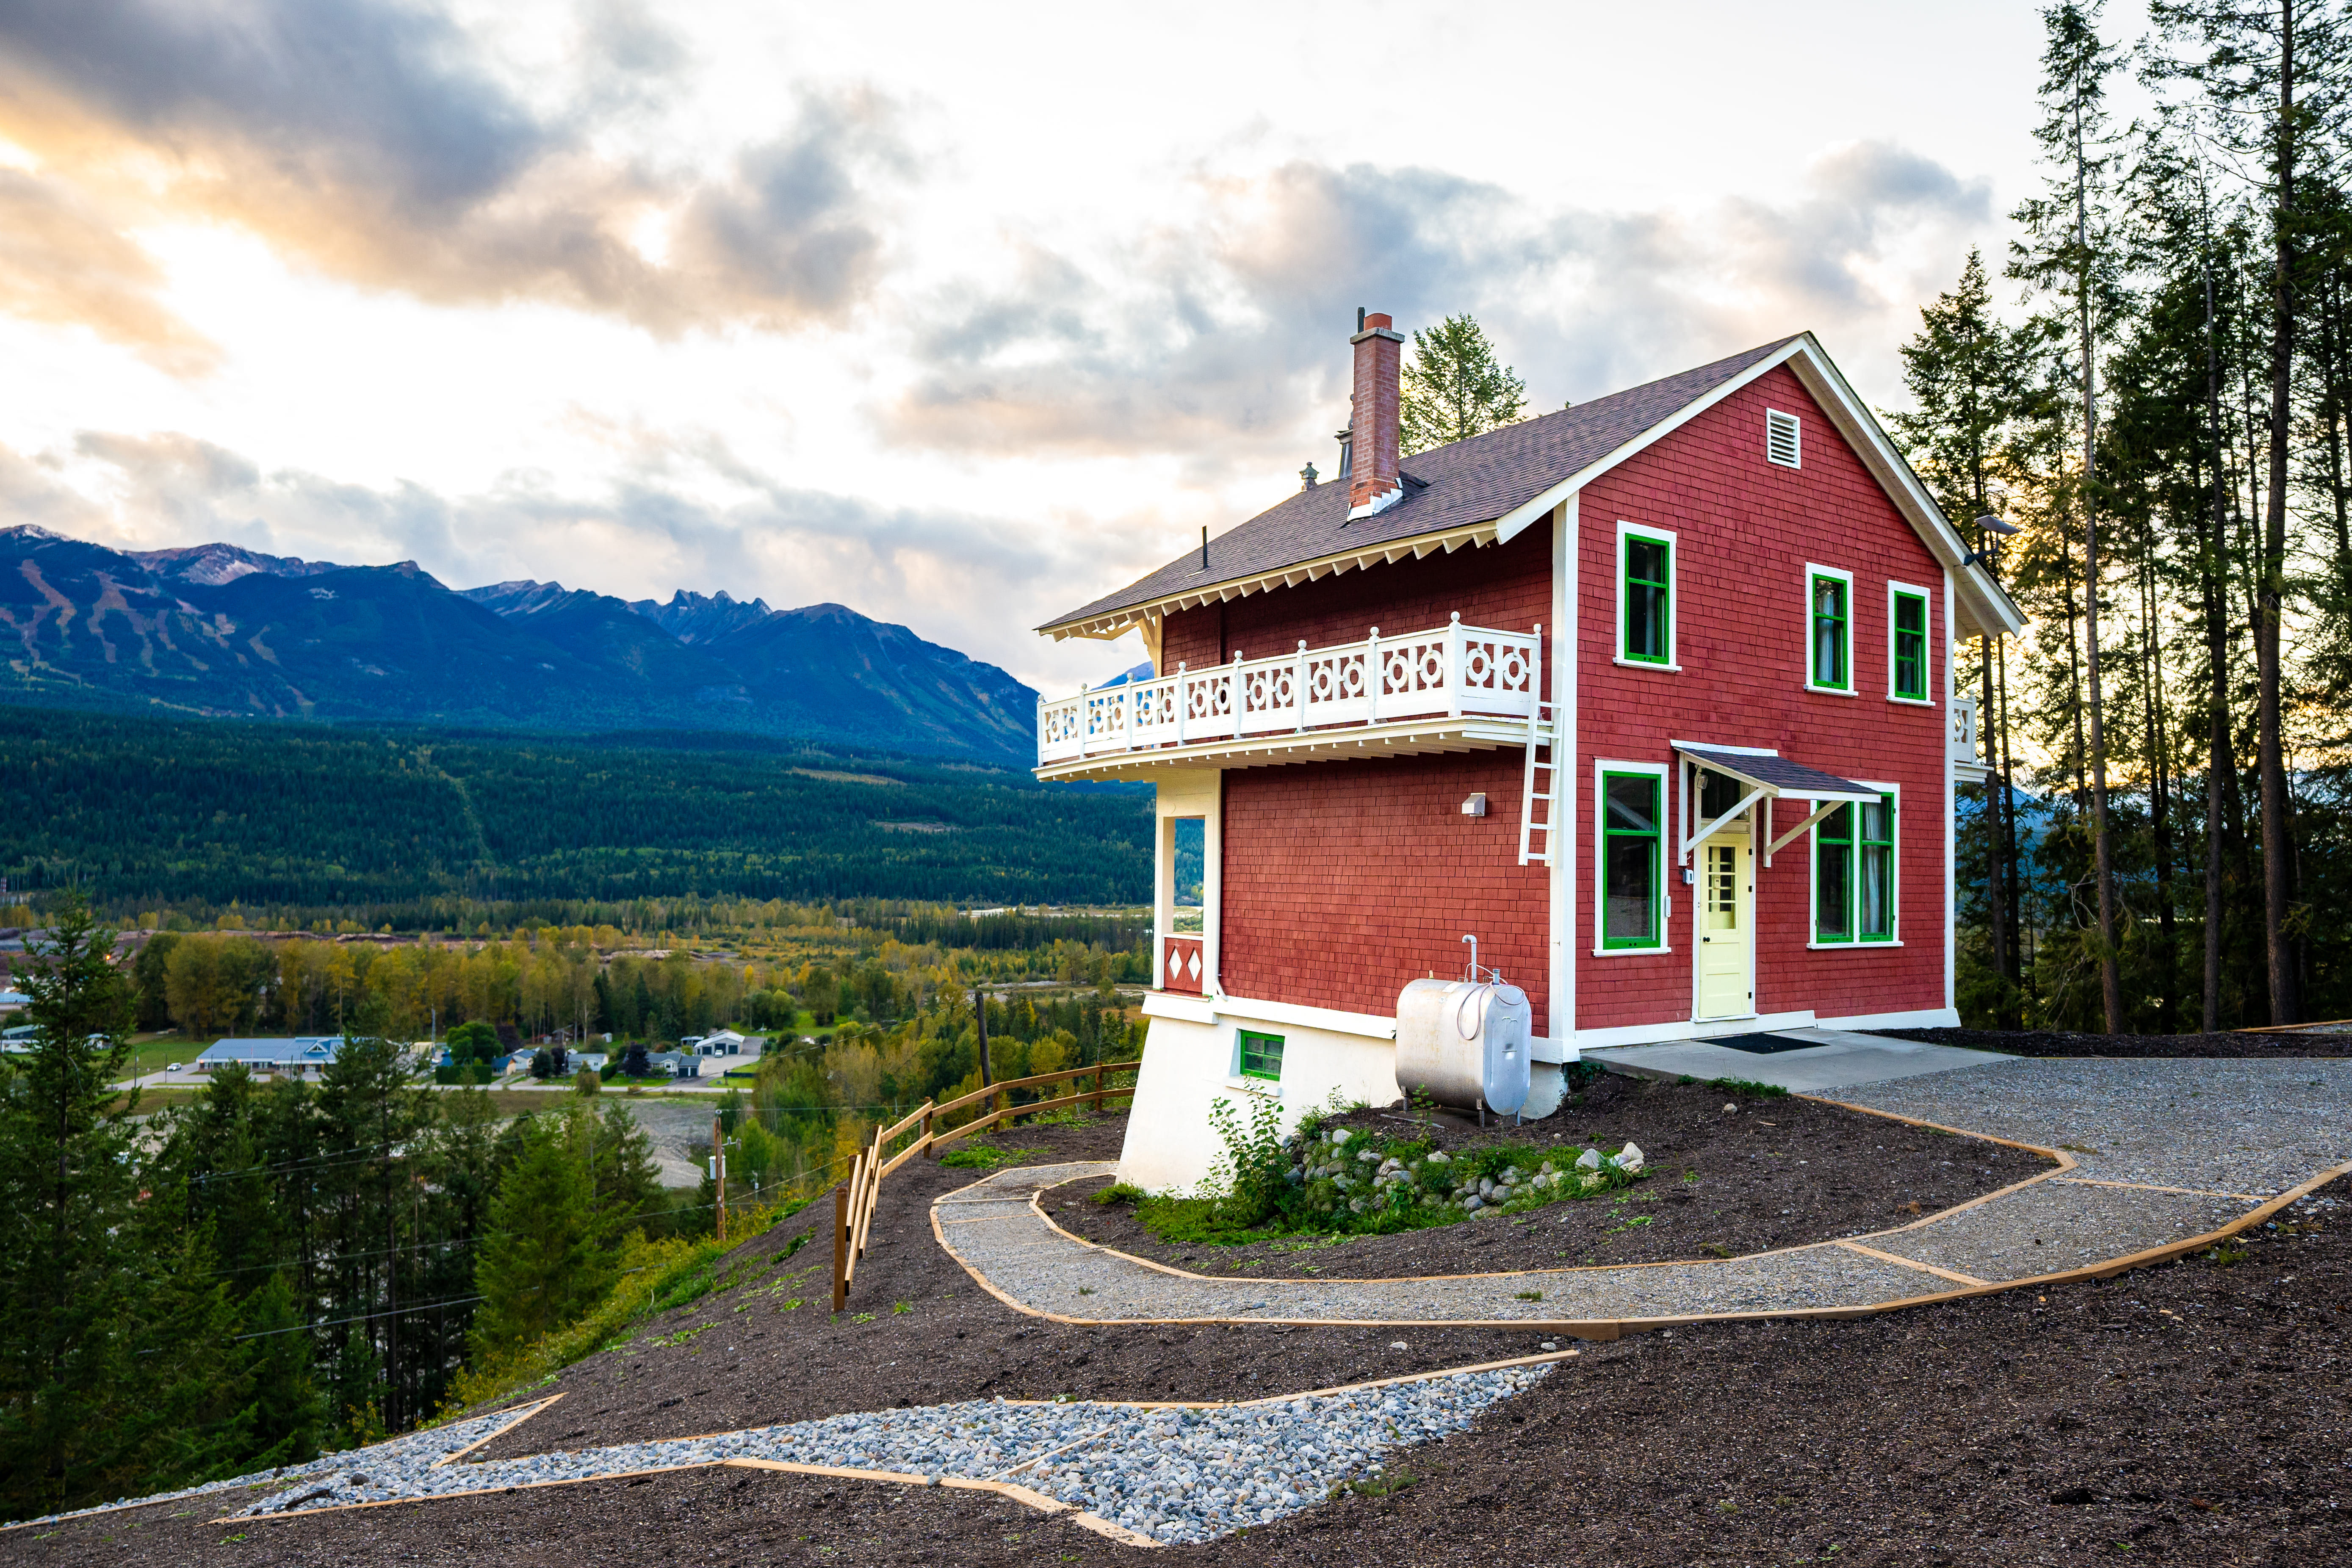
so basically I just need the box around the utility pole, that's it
[974,985,992,1096]
[711,1106,726,1244]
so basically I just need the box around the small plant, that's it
[1092,1181,1146,1206]
[779,1297,803,1312]
[1201,1090,1291,1226]
[1707,1077,1790,1099]
[1514,1289,1542,1301]
[850,1312,876,1324]
[892,1300,912,1314]
[941,1144,1047,1170]
[1077,1285,1096,1296]
[2205,1243,2247,1267]
[1330,1470,1416,1499]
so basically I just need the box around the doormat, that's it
[1704,1033,1824,1055]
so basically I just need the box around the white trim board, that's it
[1140,990,1399,1043]
[1568,1004,1958,1052]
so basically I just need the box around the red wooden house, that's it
[1033,316,2019,1188]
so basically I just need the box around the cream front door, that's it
[1696,837,1754,1019]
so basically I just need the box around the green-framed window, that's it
[1601,771,1663,948]
[1238,1030,1284,1081]
[1891,589,1928,701]
[1621,528,1672,664]
[1858,794,1896,940]
[1808,570,1850,690]
[1813,804,1852,941]
[1814,791,1897,943]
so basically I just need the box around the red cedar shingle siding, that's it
[1221,748,1548,1021]
[1574,364,1944,1028]
[1173,527,1552,1023]
[1150,361,1945,1036]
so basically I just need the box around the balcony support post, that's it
[1447,613,1464,719]
[1174,662,1188,745]
[1293,641,1308,731]
[1366,627,1381,727]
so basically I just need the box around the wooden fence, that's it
[831,1057,1142,1310]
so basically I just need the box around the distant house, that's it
[196,1037,344,1076]
[0,988,30,1013]
[644,1051,702,1079]
[689,1029,748,1056]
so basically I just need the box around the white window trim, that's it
[1765,407,1803,469]
[1807,779,1900,948]
[1886,581,1935,706]
[1802,562,1856,695]
[1592,757,1673,956]
[1615,520,1679,672]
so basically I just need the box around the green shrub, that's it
[1091,1181,1145,1207]
[1129,1120,1649,1249]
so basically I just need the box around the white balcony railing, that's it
[1038,615,1541,766]
[1950,697,1984,773]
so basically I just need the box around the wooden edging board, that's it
[927,1119,2352,1342]
[204,1343,1583,1549]
[429,1393,566,1467]
[0,1394,571,1534]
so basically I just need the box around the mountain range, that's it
[0,525,1038,763]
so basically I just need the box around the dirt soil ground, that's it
[1059,1074,2050,1277]
[8,1102,2344,1567]
[1879,1025,2350,1059]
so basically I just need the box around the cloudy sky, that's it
[0,1,2124,691]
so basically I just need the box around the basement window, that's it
[1238,1030,1284,1082]
[1766,409,1802,469]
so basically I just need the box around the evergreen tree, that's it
[1400,314,1527,454]
[470,1117,609,1357]
[1888,249,2039,1024]
[2012,0,2132,1032]
[2148,0,2352,1022]
[0,893,141,1514]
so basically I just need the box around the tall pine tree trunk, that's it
[2258,0,2301,1024]
[2073,77,2124,1033]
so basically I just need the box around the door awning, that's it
[1676,744,1883,804]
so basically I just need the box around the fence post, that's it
[832,1178,849,1311]
[921,1107,934,1159]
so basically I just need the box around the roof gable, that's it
[1039,333,2021,644]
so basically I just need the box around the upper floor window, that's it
[1889,584,1930,702]
[1766,409,1802,468]
[1805,565,1853,693]
[1617,522,1677,668]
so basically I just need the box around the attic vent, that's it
[1765,409,1802,469]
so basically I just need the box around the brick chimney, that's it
[1347,310,1405,518]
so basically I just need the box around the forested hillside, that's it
[0,706,1149,914]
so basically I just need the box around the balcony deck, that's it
[1035,616,1546,781]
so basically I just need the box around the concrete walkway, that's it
[1583,1027,2012,1093]
[934,1056,2352,1333]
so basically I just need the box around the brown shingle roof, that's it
[1039,337,1802,634]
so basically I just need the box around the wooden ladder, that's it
[1517,698,1556,866]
